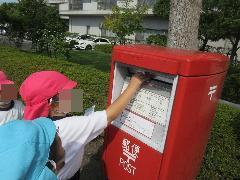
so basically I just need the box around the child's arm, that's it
[106,74,145,125]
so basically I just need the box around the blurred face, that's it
[0,84,17,105]
[49,94,67,117]
[49,89,83,117]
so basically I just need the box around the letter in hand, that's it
[106,72,151,124]
[130,71,153,89]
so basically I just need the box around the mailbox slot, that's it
[111,62,179,153]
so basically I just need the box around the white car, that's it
[0,29,6,35]
[65,34,94,43]
[74,37,111,50]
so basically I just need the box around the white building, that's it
[48,0,239,59]
[48,0,168,42]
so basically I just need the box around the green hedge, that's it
[198,103,240,178]
[0,45,239,178]
[0,45,109,111]
[146,34,167,46]
[95,44,114,54]
[222,64,240,104]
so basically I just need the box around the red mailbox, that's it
[103,45,229,180]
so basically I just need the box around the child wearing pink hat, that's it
[20,70,146,180]
[0,71,24,125]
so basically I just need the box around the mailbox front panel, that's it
[103,62,178,179]
[105,125,162,180]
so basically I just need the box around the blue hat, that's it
[0,117,57,180]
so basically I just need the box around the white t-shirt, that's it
[0,100,25,125]
[54,110,108,180]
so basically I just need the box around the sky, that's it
[0,0,17,4]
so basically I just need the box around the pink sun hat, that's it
[20,71,77,120]
[0,71,14,91]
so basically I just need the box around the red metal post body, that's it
[103,45,229,180]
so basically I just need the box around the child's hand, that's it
[129,72,151,89]
[106,71,153,124]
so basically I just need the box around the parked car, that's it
[65,34,78,43]
[65,34,94,43]
[78,34,94,40]
[74,37,111,50]
[0,29,6,35]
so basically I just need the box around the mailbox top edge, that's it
[112,44,229,76]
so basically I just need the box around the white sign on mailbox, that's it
[119,138,140,175]
[112,64,178,153]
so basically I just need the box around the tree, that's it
[0,3,26,47]
[37,29,70,58]
[17,0,67,50]
[217,0,240,63]
[199,0,240,64]
[0,0,68,55]
[153,0,219,51]
[153,0,170,19]
[153,0,202,50]
[198,0,221,51]
[103,0,148,44]
[167,0,202,50]
[1,0,69,57]
[0,3,11,26]
[153,0,240,58]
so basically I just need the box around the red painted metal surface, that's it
[103,45,229,180]
[112,45,229,76]
[104,125,162,180]
[158,72,227,180]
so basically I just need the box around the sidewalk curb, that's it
[220,99,240,109]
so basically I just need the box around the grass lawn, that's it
[0,45,239,178]
[67,50,112,72]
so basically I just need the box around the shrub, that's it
[95,44,114,54]
[222,64,240,104]
[34,30,70,58]
[0,45,109,111]
[198,103,240,179]
[65,32,79,36]
[146,34,167,46]
[69,40,78,49]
